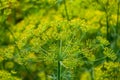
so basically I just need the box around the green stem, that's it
[106,13,109,40]
[93,56,107,62]
[96,0,110,40]
[58,61,61,80]
[106,0,109,40]
[58,40,62,80]
[90,67,94,80]
[63,0,70,21]
[116,0,120,37]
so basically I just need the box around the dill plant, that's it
[11,14,118,79]
[0,0,120,80]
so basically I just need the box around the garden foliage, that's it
[0,0,120,80]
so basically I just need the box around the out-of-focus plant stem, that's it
[116,0,120,37]
[58,40,62,80]
[63,0,70,21]
[106,0,109,41]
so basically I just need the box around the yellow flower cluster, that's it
[95,61,120,80]
[0,70,21,80]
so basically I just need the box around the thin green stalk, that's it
[90,67,94,80]
[63,0,70,21]
[58,61,61,80]
[93,56,107,62]
[116,0,120,37]
[58,40,62,80]
[106,12,109,40]
[106,0,109,40]
[115,0,120,50]
[96,0,110,40]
